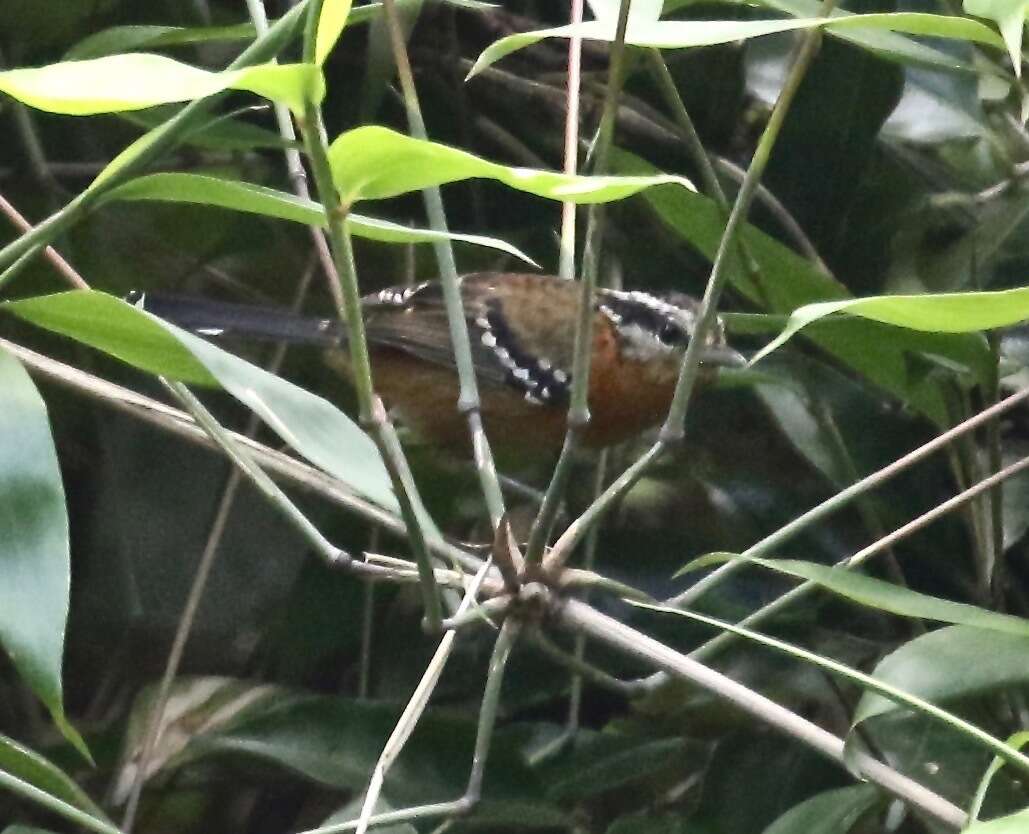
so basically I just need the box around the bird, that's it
[130,272,745,456]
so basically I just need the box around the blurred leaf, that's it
[316,0,355,64]
[320,795,418,834]
[0,348,86,757]
[618,151,992,423]
[113,676,281,804]
[606,811,691,833]
[4,291,399,514]
[680,554,1029,637]
[100,173,538,264]
[0,55,324,115]
[883,65,987,143]
[672,0,993,72]
[4,827,63,834]
[969,731,1029,825]
[964,0,1027,76]
[853,626,1029,726]
[547,738,687,801]
[752,286,1029,364]
[762,785,880,834]
[328,126,694,203]
[468,13,1003,77]
[64,23,258,60]
[0,734,109,823]
[964,808,1029,832]
[120,107,294,151]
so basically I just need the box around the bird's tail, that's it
[127,290,343,347]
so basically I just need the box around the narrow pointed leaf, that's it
[680,553,1029,637]
[328,126,693,204]
[3,292,398,514]
[0,54,324,115]
[752,286,1029,365]
[0,348,86,757]
[964,0,1028,76]
[468,14,1004,77]
[100,173,538,263]
[316,0,355,64]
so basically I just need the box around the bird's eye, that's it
[658,322,683,345]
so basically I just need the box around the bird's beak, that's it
[699,345,748,368]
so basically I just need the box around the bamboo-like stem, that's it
[668,385,1029,609]
[632,600,1029,778]
[298,0,442,630]
[464,617,521,801]
[0,767,124,834]
[543,2,838,572]
[524,0,634,564]
[644,50,772,305]
[557,599,966,829]
[0,2,310,273]
[379,0,506,529]
[4,337,492,575]
[350,561,494,834]
[685,452,1029,663]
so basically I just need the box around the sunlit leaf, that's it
[964,808,1029,832]
[752,287,1029,365]
[328,126,694,204]
[100,173,538,264]
[316,0,355,64]
[3,292,399,514]
[964,0,1028,76]
[0,54,324,115]
[0,348,87,758]
[468,13,1004,77]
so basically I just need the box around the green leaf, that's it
[964,0,1028,76]
[0,54,324,115]
[853,626,1029,726]
[617,150,993,423]
[0,348,87,758]
[762,785,881,834]
[64,23,258,60]
[964,808,1029,833]
[755,0,989,73]
[468,13,1004,77]
[752,287,1029,365]
[3,292,399,514]
[327,126,694,204]
[969,732,1029,824]
[681,553,1029,637]
[0,734,109,824]
[316,0,355,64]
[99,173,538,264]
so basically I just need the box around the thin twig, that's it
[2,337,489,575]
[686,452,1029,663]
[524,0,634,564]
[0,192,87,289]
[668,386,1029,609]
[298,0,443,630]
[557,599,965,829]
[380,0,507,529]
[544,0,839,573]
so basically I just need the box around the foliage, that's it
[2,0,1029,832]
